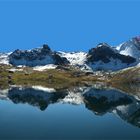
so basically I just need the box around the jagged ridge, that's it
[1,36,140,71]
[9,44,69,66]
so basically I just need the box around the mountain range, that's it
[1,36,140,71]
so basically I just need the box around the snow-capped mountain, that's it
[116,36,140,60]
[86,43,137,71]
[1,36,140,71]
[9,44,69,66]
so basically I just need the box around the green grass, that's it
[1,64,139,91]
[0,65,102,89]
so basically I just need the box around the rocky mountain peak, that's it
[88,43,114,60]
[9,44,69,66]
[0,36,140,71]
[87,43,134,64]
[42,44,51,53]
[86,42,136,71]
[116,36,140,60]
[43,44,51,50]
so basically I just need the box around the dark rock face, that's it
[9,44,69,66]
[87,43,136,64]
[53,52,69,65]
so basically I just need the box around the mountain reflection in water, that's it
[0,85,140,128]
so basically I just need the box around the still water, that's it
[0,85,140,139]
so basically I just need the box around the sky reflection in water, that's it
[0,85,140,139]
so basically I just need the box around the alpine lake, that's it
[0,83,140,140]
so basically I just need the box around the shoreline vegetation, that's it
[0,64,140,95]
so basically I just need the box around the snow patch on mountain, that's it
[0,53,10,65]
[79,64,93,72]
[58,51,87,65]
[33,64,57,71]
[88,58,136,71]
[10,55,55,66]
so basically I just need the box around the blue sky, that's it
[0,0,140,52]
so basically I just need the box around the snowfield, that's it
[58,51,87,65]
[0,53,10,65]
[33,64,57,71]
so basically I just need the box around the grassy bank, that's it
[0,65,103,89]
[1,64,140,90]
[106,66,140,95]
